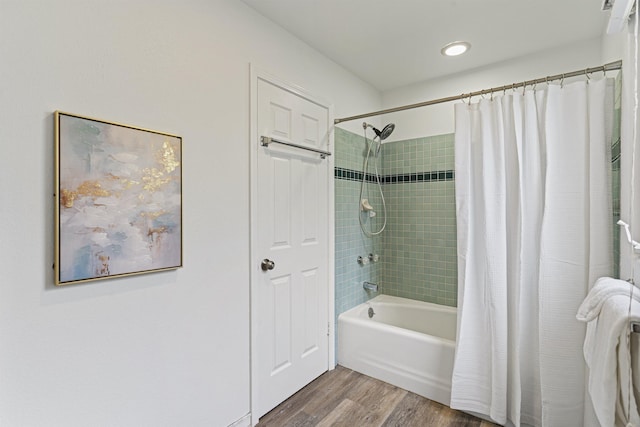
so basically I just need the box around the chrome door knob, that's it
[261,259,275,271]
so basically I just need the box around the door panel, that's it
[271,274,292,375]
[302,162,319,243]
[301,268,320,357]
[271,156,292,248]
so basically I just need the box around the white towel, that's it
[579,281,640,427]
[577,277,640,322]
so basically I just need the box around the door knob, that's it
[261,259,275,271]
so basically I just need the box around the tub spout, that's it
[363,281,378,292]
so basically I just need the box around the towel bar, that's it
[260,136,332,159]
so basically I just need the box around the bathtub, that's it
[337,294,456,406]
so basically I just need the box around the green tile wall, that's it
[334,128,457,317]
[334,127,383,322]
[613,73,621,280]
[381,134,457,307]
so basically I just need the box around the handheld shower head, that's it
[376,123,395,140]
[364,122,396,141]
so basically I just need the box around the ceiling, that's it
[241,0,610,91]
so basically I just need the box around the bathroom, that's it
[0,1,638,426]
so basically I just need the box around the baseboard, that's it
[228,413,251,427]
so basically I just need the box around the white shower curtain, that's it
[451,78,614,427]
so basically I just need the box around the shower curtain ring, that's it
[560,74,565,88]
[522,82,526,95]
[585,68,591,83]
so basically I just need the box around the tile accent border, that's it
[334,167,378,183]
[334,167,455,183]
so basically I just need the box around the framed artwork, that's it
[54,111,182,285]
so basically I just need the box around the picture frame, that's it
[54,111,182,285]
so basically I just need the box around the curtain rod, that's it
[334,60,623,125]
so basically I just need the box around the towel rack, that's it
[260,136,332,159]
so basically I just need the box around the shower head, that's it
[364,122,396,140]
[376,123,395,140]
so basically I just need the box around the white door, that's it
[251,71,332,421]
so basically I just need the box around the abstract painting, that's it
[55,112,182,285]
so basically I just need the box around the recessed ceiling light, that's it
[441,41,471,57]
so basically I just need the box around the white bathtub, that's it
[337,294,456,406]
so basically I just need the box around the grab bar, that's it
[261,136,332,159]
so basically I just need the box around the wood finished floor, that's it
[257,365,498,427]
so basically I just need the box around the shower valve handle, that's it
[261,259,275,271]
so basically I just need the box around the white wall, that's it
[0,1,380,426]
[381,38,609,141]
